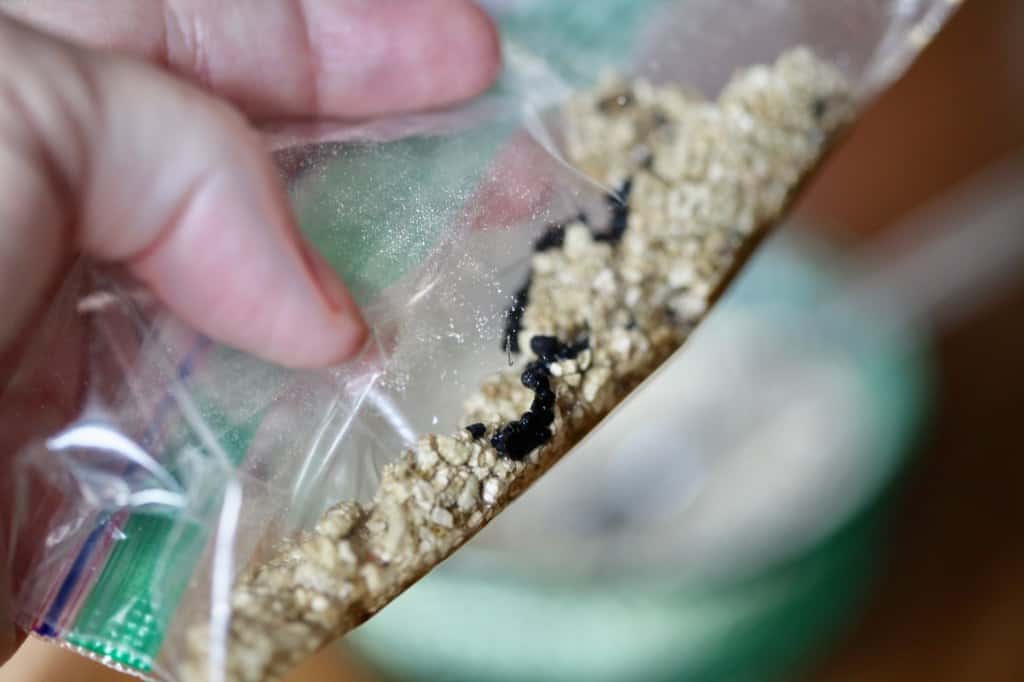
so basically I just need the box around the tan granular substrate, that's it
[181,47,854,682]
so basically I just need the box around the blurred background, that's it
[4,0,1023,680]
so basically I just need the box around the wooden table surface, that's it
[806,279,1024,681]
[803,1,1024,674]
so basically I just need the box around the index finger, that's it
[0,0,502,119]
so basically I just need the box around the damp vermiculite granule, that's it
[182,48,854,681]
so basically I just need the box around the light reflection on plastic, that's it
[45,421,186,511]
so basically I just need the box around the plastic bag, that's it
[4,1,957,680]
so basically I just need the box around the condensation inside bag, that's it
[4,1,959,680]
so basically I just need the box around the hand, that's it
[0,0,500,663]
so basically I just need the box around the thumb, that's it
[0,13,367,369]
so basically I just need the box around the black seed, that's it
[534,384,555,402]
[812,97,827,120]
[529,334,588,363]
[594,178,633,244]
[531,384,552,402]
[465,423,486,440]
[492,418,546,459]
[490,423,515,451]
[530,428,552,450]
[607,178,632,242]
[520,361,550,390]
[501,277,531,354]
[497,423,551,461]
[532,393,557,419]
[491,418,548,461]
[569,336,590,356]
[529,335,562,361]
[531,404,555,427]
[533,223,566,252]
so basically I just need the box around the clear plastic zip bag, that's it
[3,1,958,680]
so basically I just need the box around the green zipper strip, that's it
[64,399,262,672]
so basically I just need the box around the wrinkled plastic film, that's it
[4,1,957,680]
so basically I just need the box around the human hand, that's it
[0,0,499,663]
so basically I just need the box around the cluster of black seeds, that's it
[500,181,631,356]
[492,179,632,457]
[465,423,487,440]
[490,335,588,460]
